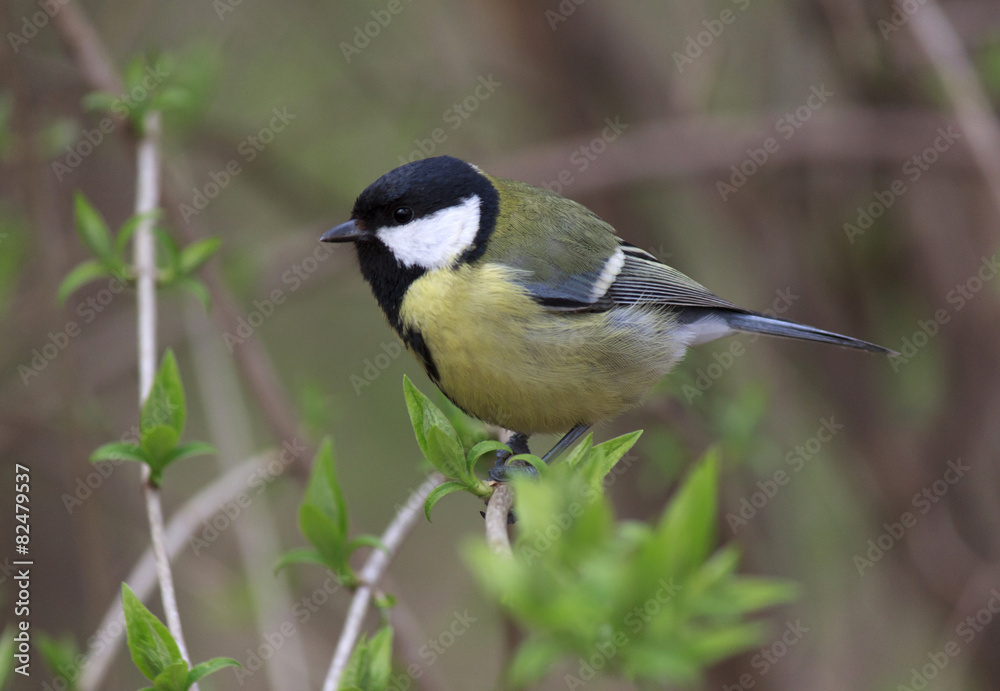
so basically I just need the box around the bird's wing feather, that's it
[481,176,743,313]
[602,245,745,312]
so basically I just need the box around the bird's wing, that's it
[600,244,745,312]
[481,176,744,313]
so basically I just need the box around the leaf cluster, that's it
[59,193,220,307]
[121,584,239,691]
[466,446,798,688]
[91,351,214,486]
[402,375,500,520]
[275,439,384,588]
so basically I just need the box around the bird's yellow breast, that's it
[398,264,686,434]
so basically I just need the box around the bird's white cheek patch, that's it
[376,195,481,270]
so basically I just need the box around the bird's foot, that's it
[488,432,536,483]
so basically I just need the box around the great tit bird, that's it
[322,155,893,470]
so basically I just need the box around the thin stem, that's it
[484,484,514,557]
[323,473,444,691]
[133,109,193,673]
[79,454,275,691]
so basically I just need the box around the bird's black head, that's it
[321,156,500,329]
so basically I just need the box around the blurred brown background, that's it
[1,0,999,689]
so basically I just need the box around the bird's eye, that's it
[393,207,414,224]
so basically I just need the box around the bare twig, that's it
[484,484,514,557]
[323,473,444,691]
[132,106,196,678]
[77,454,277,691]
[907,0,1000,219]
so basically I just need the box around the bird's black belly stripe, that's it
[402,327,441,383]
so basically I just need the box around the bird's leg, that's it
[541,425,592,464]
[489,432,530,483]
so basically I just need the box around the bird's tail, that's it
[724,311,897,355]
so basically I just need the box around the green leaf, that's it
[91,441,148,464]
[159,441,216,467]
[561,431,594,470]
[178,237,221,275]
[347,534,388,555]
[35,632,80,686]
[187,657,241,685]
[581,430,642,491]
[152,661,189,691]
[366,626,393,690]
[273,547,328,575]
[423,481,467,521]
[81,90,119,113]
[58,259,111,304]
[73,193,113,262]
[141,425,181,476]
[303,438,348,540]
[172,276,212,310]
[121,583,183,681]
[508,453,548,477]
[403,375,463,471]
[298,504,346,569]
[656,449,719,579]
[425,425,467,480]
[506,635,567,688]
[155,228,182,283]
[465,439,509,476]
[141,351,186,438]
[340,626,393,691]
[114,211,160,261]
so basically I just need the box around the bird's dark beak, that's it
[321,220,365,243]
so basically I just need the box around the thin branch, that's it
[78,454,276,691]
[52,2,309,478]
[133,106,195,676]
[907,0,1000,220]
[484,484,514,557]
[323,473,444,691]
